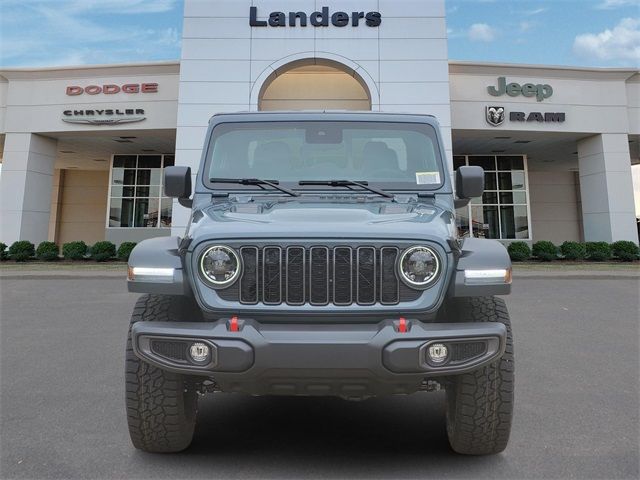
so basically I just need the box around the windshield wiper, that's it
[210,178,300,197]
[298,180,394,199]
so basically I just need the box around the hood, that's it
[188,196,456,247]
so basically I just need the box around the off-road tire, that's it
[444,296,514,455]
[125,294,199,453]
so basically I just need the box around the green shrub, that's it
[62,241,88,261]
[560,241,587,261]
[0,242,7,261]
[611,240,639,262]
[90,241,116,262]
[507,241,531,262]
[532,241,558,261]
[8,240,35,262]
[36,241,59,261]
[117,242,137,261]
[585,242,612,261]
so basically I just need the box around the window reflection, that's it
[108,155,173,228]
[455,155,529,240]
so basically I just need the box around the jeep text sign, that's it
[488,77,553,102]
[249,6,382,27]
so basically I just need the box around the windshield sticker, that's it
[415,171,441,185]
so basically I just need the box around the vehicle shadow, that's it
[154,391,507,479]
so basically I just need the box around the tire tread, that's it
[446,296,514,455]
[125,294,197,453]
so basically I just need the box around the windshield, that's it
[204,121,444,191]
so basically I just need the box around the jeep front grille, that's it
[218,245,422,306]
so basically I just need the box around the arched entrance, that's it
[258,58,372,111]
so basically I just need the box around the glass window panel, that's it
[472,191,498,205]
[471,205,500,239]
[138,155,162,168]
[498,171,525,190]
[500,206,529,239]
[484,171,497,190]
[468,156,496,170]
[136,169,162,186]
[499,191,527,204]
[456,207,470,237]
[134,198,159,227]
[112,169,136,185]
[453,156,466,170]
[111,186,134,197]
[109,198,134,227]
[151,169,162,185]
[163,155,175,167]
[497,156,524,170]
[136,169,151,186]
[113,155,136,168]
[136,186,160,198]
[483,191,498,204]
[160,198,173,227]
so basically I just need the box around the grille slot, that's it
[262,247,282,304]
[333,247,353,305]
[286,247,305,305]
[151,340,187,362]
[217,245,424,306]
[450,342,487,362]
[310,247,329,305]
[356,247,376,305]
[380,247,400,304]
[240,247,258,304]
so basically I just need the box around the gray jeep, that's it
[125,112,514,455]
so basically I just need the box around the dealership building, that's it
[1,0,638,247]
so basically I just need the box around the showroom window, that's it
[107,154,174,228]
[454,155,531,240]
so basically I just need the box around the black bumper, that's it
[131,318,506,398]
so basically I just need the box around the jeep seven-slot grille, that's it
[219,246,422,306]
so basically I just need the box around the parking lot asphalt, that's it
[1,275,638,480]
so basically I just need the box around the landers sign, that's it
[249,6,382,27]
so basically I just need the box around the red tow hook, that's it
[229,316,239,332]
[397,317,408,333]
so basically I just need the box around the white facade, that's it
[0,0,638,247]
[173,0,452,233]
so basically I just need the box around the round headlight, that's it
[199,245,241,287]
[399,246,440,288]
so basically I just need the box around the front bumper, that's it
[131,318,506,398]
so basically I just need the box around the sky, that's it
[0,0,638,68]
[0,0,638,213]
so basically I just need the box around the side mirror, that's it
[455,166,484,208]
[164,166,192,208]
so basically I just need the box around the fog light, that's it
[189,342,210,364]
[427,343,449,364]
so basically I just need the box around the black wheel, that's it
[125,294,199,453]
[444,296,514,455]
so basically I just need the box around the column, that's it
[577,133,638,243]
[0,133,57,245]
